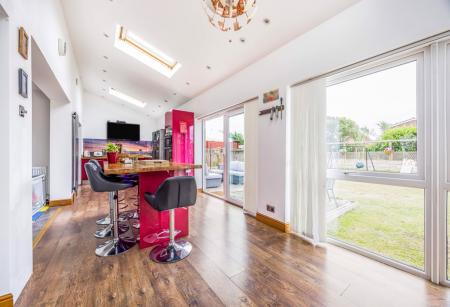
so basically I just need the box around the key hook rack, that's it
[259,97,284,120]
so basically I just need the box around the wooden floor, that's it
[17,185,450,307]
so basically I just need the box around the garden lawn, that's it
[327,180,424,269]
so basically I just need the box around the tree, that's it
[377,121,391,133]
[230,132,244,145]
[369,126,417,152]
[337,117,363,142]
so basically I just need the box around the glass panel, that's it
[227,113,245,203]
[327,61,417,174]
[327,180,424,270]
[204,116,225,197]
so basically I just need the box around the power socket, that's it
[266,204,275,213]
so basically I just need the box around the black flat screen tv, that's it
[107,122,140,141]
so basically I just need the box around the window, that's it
[327,180,425,269]
[327,61,418,175]
[326,52,427,275]
[114,25,181,78]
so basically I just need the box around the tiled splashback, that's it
[83,138,152,156]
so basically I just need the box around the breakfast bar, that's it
[103,160,201,249]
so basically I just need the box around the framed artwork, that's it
[263,89,279,103]
[18,68,28,98]
[18,27,29,60]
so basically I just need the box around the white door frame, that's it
[202,106,245,207]
[325,47,431,279]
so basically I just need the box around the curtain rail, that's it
[195,96,259,120]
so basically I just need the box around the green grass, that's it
[327,180,425,269]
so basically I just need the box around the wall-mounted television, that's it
[107,121,140,141]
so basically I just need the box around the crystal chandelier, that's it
[202,0,257,32]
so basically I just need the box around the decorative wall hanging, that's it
[18,27,29,60]
[263,89,279,103]
[259,97,284,120]
[18,68,28,98]
[202,0,257,32]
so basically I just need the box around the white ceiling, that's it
[62,0,359,118]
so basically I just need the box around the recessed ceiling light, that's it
[114,25,181,78]
[109,88,147,108]
[263,18,271,25]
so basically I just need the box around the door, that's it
[226,111,245,204]
[203,108,245,206]
[325,50,429,277]
[203,115,225,198]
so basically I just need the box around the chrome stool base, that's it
[150,240,192,264]
[95,224,112,238]
[95,223,130,238]
[95,238,136,257]
[96,216,111,225]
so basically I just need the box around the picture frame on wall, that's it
[18,27,29,60]
[263,89,280,103]
[18,68,28,98]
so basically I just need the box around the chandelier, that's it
[202,0,257,32]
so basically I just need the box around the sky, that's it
[326,61,417,137]
[205,113,244,142]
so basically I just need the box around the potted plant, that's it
[105,143,120,164]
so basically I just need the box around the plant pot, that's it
[107,152,119,164]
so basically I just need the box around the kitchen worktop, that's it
[103,160,201,175]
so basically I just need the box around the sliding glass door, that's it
[203,108,245,205]
[204,116,225,198]
[227,111,245,204]
[325,52,428,275]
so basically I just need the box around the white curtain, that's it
[243,99,259,215]
[289,79,327,245]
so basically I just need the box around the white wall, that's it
[82,91,159,141]
[0,0,82,300]
[0,4,11,296]
[32,84,50,168]
[178,0,450,223]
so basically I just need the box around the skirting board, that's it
[49,192,75,207]
[256,213,290,233]
[0,294,13,307]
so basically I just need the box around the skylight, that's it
[114,25,181,78]
[109,88,147,108]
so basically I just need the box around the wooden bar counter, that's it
[104,160,201,249]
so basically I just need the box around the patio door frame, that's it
[202,106,245,207]
[325,46,432,279]
[437,38,450,286]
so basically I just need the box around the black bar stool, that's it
[144,176,197,263]
[85,162,136,256]
[89,159,138,234]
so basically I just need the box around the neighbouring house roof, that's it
[391,117,417,129]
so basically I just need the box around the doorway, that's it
[203,108,245,206]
